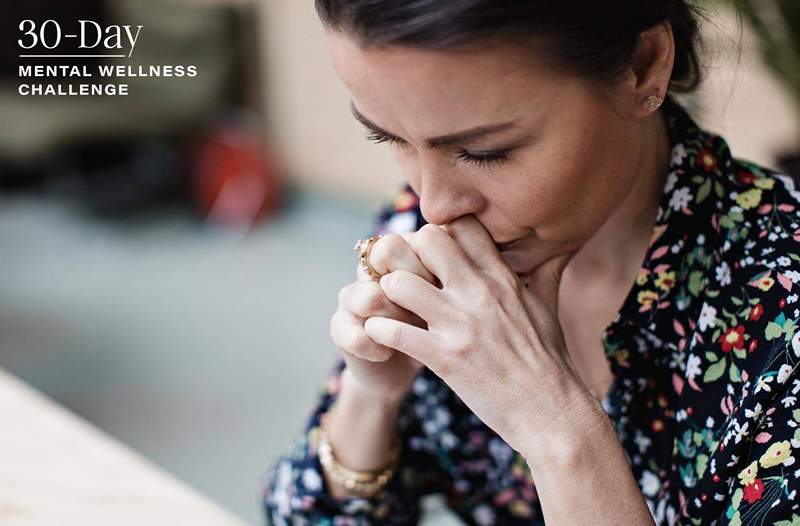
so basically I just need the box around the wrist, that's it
[521,389,613,475]
[340,366,408,411]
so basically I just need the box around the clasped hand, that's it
[363,215,590,456]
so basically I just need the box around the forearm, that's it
[323,367,404,499]
[523,393,655,525]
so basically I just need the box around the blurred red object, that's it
[192,117,284,228]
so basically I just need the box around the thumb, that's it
[522,251,574,320]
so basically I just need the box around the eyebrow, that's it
[350,101,520,148]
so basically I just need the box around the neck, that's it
[566,109,672,287]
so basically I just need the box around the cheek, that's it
[499,132,630,242]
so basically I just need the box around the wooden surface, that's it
[0,368,249,526]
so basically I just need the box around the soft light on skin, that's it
[326,24,675,286]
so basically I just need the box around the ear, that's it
[630,21,676,118]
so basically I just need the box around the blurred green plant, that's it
[717,0,800,117]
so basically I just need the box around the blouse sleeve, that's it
[261,184,449,525]
[260,358,454,526]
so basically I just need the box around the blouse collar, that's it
[602,94,730,369]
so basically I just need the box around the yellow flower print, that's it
[638,290,659,310]
[735,188,762,210]
[755,276,775,292]
[509,500,533,518]
[753,177,775,190]
[737,461,758,486]
[636,269,649,286]
[655,271,676,292]
[759,440,794,469]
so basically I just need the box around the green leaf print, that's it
[729,362,741,382]
[704,358,727,383]
[689,271,705,297]
[784,318,797,342]
[732,488,743,508]
[697,178,712,203]
[695,454,708,478]
[767,321,784,341]
[774,514,800,526]
[705,351,719,362]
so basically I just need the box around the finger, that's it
[409,223,476,287]
[363,315,443,370]
[440,215,508,276]
[330,309,395,362]
[378,269,445,324]
[522,251,574,320]
[341,280,427,328]
[366,233,439,286]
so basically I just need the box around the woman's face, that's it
[327,31,655,276]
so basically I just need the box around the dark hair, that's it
[315,0,706,94]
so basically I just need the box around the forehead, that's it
[326,30,567,129]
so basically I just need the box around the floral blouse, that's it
[261,96,800,525]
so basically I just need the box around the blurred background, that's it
[1,1,799,524]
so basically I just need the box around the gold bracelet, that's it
[317,409,402,497]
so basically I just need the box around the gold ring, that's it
[353,234,384,281]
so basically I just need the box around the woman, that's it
[263,1,800,524]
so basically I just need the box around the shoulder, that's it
[690,155,800,385]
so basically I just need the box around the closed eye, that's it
[364,130,512,166]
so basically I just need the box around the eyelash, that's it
[365,131,512,167]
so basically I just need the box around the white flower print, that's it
[732,420,750,444]
[488,438,514,466]
[302,467,322,492]
[745,403,764,420]
[672,143,687,166]
[686,354,702,381]
[669,187,693,211]
[793,332,800,358]
[472,504,496,526]
[634,430,653,453]
[779,256,792,267]
[273,461,292,516]
[641,470,661,497]
[778,364,795,384]
[699,303,717,332]
[754,375,774,394]
[716,261,731,286]
[665,171,679,194]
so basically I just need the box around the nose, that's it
[417,175,483,226]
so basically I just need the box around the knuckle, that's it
[344,326,368,353]
[358,286,385,316]
[494,269,520,293]
[383,321,403,348]
[371,233,405,263]
[414,224,441,246]
[474,278,502,305]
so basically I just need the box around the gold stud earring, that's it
[642,94,664,113]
